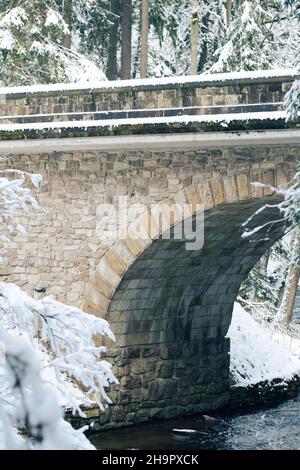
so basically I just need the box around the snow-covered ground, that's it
[228,302,300,387]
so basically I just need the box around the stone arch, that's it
[83,182,207,317]
[82,175,287,426]
[84,171,286,318]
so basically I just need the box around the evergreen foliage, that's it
[239,239,291,322]
[0,0,106,85]
[0,0,299,84]
[211,0,283,72]
[282,0,300,121]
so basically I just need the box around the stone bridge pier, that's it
[101,197,284,425]
[0,69,299,427]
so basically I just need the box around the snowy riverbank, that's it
[228,303,300,387]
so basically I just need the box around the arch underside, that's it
[105,196,285,424]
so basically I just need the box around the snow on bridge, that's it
[0,68,298,141]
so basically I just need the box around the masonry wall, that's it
[0,145,297,306]
[0,75,292,124]
[0,145,298,428]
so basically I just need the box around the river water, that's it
[92,296,300,451]
[91,393,300,450]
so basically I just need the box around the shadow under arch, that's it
[99,195,286,425]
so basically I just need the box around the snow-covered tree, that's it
[283,0,300,121]
[0,163,118,449]
[239,237,292,323]
[210,0,276,72]
[72,0,114,77]
[275,230,300,328]
[285,54,300,121]
[242,168,300,329]
[278,0,300,324]
[243,1,300,237]
[0,0,298,83]
[142,0,226,77]
[0,0,105,85]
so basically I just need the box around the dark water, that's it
[91,394,300,450]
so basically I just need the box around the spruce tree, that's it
[283,0,300,121]
[0,0,67,84]
[276,230,300,328]
[143,0,225,77]
[239,238,291,323]
[0,0,105,85]
[72,0,114,76]
[211,0,275,72]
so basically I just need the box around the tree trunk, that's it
[132,14,142,78]
[191,0,199,75]
[121,0,132,80]
[140,0,149,78]
[260,250,270,274]
[198,8,209,72]
[277,231,300,328]
[226,0,233,28]
[107,0,120,80]
[63,0,73,49]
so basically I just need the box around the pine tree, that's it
[276,230,300,328]
[283,0,300,121]
[0,0,298,84]
[211,0,276,72]
[0,0,105,85]
[191,0,199,75]
[285,51,300,121]
[198,0,225,72]
[138,0,182,77]
[73,0,114,77]
[106,0,120,80]
[143,0,225,77]
[239,237,292,323]
[0,0,68,85]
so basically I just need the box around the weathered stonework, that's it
[67,375,300,432]
[0,144,298,428]
[0,74,292,123]
[0,146,297,306]
[0,71,299,429]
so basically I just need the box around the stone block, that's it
[91,273,114,299]
[96,257,120,287]
[211,178,225,206]
[223,175,239,203]
[197,180,214,209]
[236,173,250,200]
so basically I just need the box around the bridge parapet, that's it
[0,69,298,137]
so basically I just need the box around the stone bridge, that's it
[0,69,299,428]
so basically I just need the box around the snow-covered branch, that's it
[0,163,117,449]
[242,174,300,240]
